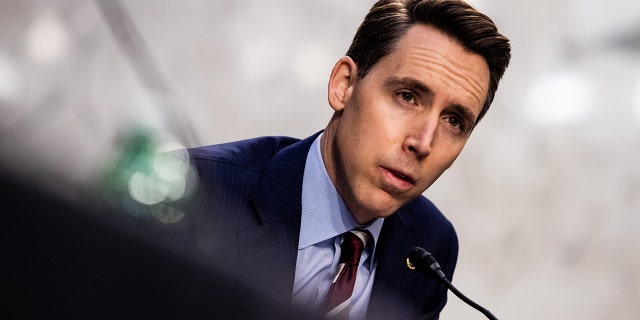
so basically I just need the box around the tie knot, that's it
[339,230,369,265]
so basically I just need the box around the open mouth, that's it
[385,167,415,185]
[392,171,409,181]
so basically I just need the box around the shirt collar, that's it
[300,133,383,250]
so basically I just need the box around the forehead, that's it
[371,24,490,112]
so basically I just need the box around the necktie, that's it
[324,230,369,318]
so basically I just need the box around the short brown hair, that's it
[346,0,511,123]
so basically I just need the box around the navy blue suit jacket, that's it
[183,132,458,319]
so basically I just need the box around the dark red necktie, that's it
[324,230,369,318]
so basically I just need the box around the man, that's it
[180,0,510,319]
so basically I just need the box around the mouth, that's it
[381,166,416,186]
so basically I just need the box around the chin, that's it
[357,197,403,220]
[348,188,411,222]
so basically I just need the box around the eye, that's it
[443,116,465,132]
[395,91,416,105]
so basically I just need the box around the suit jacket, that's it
[183,132,459,320]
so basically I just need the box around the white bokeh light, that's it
[26,10,70,65]
[525,71,593,124]
[128,171,168,205]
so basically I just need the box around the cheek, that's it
[336,107,379,151]
[337,94,403,163]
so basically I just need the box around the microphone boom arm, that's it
[435,272,498,320]
[407,247,498,320]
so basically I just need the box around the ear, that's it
[328,56,358,112]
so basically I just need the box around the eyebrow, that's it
[384,76,432,96]
[452,103,478,129]
[384,76,479,128]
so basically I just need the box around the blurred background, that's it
[1,0,638,319]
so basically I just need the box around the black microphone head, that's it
[407,247,444,278]
[408,247,433,270]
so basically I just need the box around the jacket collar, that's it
[250,132,322,225]
[239,132,322,302]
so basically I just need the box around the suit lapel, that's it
[367,207,425,319]
[237,133,321,301]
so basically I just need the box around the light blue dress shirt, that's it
[292,134,384,320]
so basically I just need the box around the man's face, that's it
[322,24,490,224]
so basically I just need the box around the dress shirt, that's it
[292,134,384,320]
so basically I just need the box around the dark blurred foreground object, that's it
[2,169,317,319]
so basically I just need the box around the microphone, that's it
[406,247,498,320]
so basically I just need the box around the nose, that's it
[404,118,437,160]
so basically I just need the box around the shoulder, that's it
[187,136,300,173]
[380,195,458,254]
[402,196,455,233]
[370,196,458,318]
[393,195,458,268]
